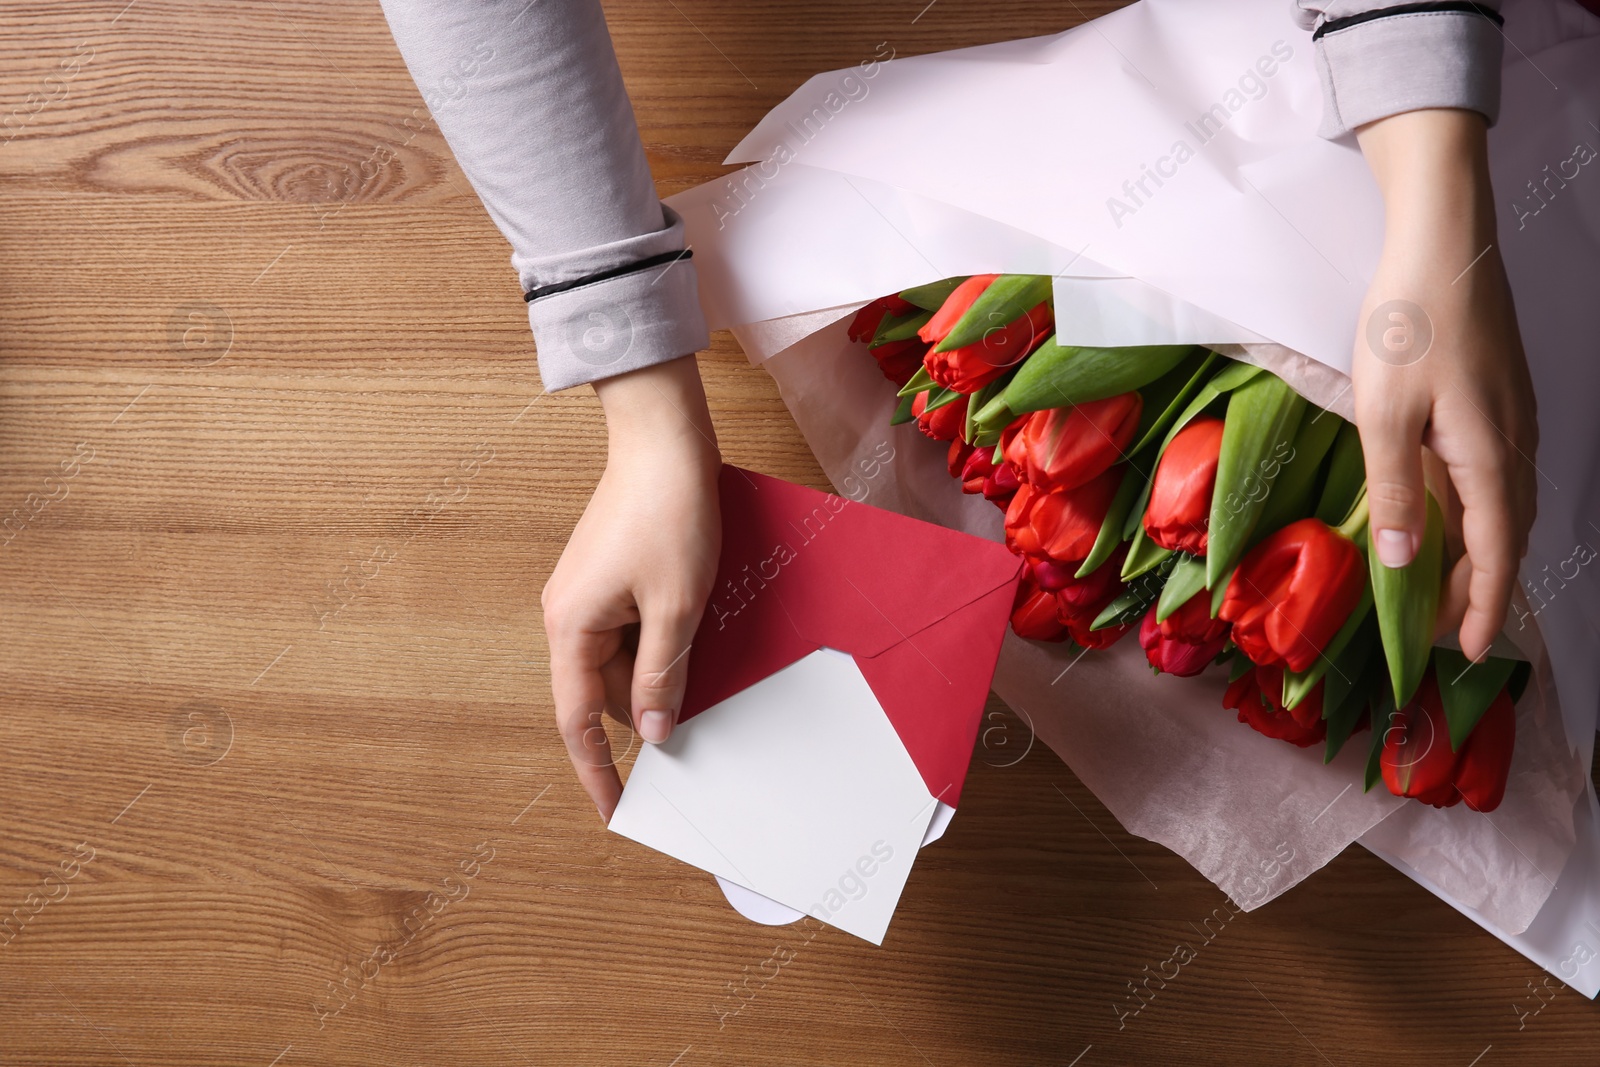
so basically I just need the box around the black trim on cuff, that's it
[522,249,693,303]
[1312,1,1504,41]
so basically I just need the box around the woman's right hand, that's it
[1351,108,1539,663]
[540,355,722,822]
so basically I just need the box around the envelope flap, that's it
[707,466,1021,660]
[679,467,1022,805]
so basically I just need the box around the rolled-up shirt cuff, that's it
[1312,7,1505,136]
[522,204,711,392]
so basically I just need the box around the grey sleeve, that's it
[1292,1,1505,137]
[378,0,709,392]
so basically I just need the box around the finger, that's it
[547,623,626,822]
[1449,450,1519,662]
[1435,553,1474,642]
[630,596,703,745]
[1356,389,1430,569]
[1421,448,1466,560]
[599,648,636,727]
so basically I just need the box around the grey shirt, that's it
[378,0,1506,393]
[1294,0,1504,136]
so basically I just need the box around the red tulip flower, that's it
[1009,546,1130,648]
[955,440,989,489]
[1453,687,1516,813]
[1004,393,1142,493]
[912,391,968,442]
[869,339,929,387]
[848,294,916,343]
[978,415,1027,506]
[1143,415,1224,554]
[1380,672,1460,806]
[954,444,1022,507]
[1003,465,1122,567]
[849,295,927,386]
[1055,543,1132,649]
[1139,592,1231,677]
[920,275,1053,394]
[1224,664,1326,748]
[1218,517,1365,674]
[982,460,1022,507]
[1381,672,1516,812]
[1068,617,1133,650]
[948,439,976,481]
[1011,570,1069,642]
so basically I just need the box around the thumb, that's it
[631,599,702,744]
[1357,392,1429,569]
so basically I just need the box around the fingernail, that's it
[1375,528,1414,568]
[639,709,674,744]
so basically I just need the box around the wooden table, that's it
[1,2,1595,1063]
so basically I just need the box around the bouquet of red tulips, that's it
[852,274,1528,814]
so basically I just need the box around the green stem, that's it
[1335,488,1370,542]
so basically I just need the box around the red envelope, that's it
[680,465,1023,808]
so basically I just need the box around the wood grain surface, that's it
[1,2,1596,1064]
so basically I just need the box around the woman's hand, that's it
[541,355,722,822]
[1352,108,1538,663]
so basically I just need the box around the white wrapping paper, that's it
[672,0,1600,993]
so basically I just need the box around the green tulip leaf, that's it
[1210,564,1234,618]
[1118,358,1262,545]
[889,392,917,426]
[1093,554,1175,630]
[1206,373,1308,588]
[1126,349,1219,456]
[871,307,933,346]
[1433,647,1519,752]
[1122,467,1157,541]
[1251,405,1344,539]
[1363,676,1396,793]
[895,365,935,398]
[1282,583,1373,711]
[1313,420,1366,526]
[1508,659,1533,703]
[1323,611,1379,718]
[1153,359,1262,454]
[1119,523,1174,583]
[1370,492,1445,708]
[921,386,963,413]
[934,274,1053,353]
[1156,553,1207,622]
[1323,618,1382,764]
[899,276,968,312]
[963,369,1018,446]
[1227,652,1254,684]
[1077,459,1147,579]
[971,342,1198,435]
